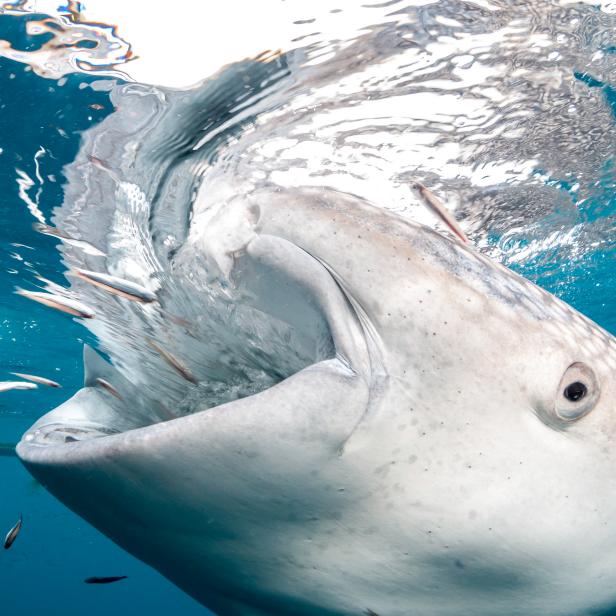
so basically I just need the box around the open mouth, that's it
[18,235,371,454]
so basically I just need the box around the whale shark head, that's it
[17,182,616,616]
[13,56,616,615]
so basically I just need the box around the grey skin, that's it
[17,186,616,616]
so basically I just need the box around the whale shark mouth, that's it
[18,56,374,453]
[20,232,368,450]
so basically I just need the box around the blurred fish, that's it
[10,372,61,388]
[0,381,37,393]
[95,377,123,401]
[411,182,468,244]
[3,514,22,550]
[0,443,17,457]
[33,222,106,257]
[147,339,199,385]
[87,155,120,183]
[84,576,127,584]
[16,289,95,319]
[74,269,157,303]
[163,311,191,328]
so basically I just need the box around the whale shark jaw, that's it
[17,187,616,616]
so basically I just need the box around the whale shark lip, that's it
[17,235,372,462]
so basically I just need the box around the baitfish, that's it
[3,514,22,549]
[0,443,17,457]
[10,373,61,388]
[94,377,123,401]
[0,381,37,393]
[411,181,468,244]
[84,575,127,584]
[74,269,157,304]
[146,339,199,385]
[33,222,106,257]
[15,289,95,319]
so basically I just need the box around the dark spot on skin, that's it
[455,559,465,569]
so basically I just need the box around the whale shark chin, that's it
[16,181,616,616]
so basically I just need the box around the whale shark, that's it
[12,52,616,615]
[16,181,616,615]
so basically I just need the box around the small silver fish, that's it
[411,182,468,244]
[32,222,67,239]
[16,289,95,319]
[4,514,22,549]
[10,372,61,388]
[147,339,199,385]
[0,381,38,393]
[94,378,123,401]
[33,222,106,257]
[74,269,157,304]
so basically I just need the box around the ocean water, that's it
[0,1,614,615]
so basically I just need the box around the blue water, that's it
[0,2,615,615]
[0,14,205,616]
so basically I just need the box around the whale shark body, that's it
[15,60,616,616]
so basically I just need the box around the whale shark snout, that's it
[17,185,616,616]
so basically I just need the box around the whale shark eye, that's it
[554,362,600,422]
[563,382,586,401]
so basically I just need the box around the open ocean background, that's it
[0,10,206,616]
[0,1,615,614]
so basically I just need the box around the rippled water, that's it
[1,0,615,614]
